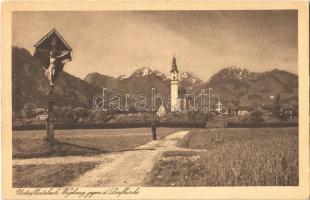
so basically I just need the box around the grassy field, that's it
[145,127,298,186]
[13,128,186,158]
[13,162,98,187]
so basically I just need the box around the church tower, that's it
[170,56,180,111]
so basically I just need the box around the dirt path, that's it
[67,131,190,187]
[13,131,191,187]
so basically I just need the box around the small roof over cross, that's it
[34,28,72,52]
[33,28,72,69]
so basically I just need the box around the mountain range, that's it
[84,66,298,107]
[12,47,298,112]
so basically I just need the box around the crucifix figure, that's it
[38,49,70,86]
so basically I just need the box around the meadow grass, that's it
[145,127,298,186]
[13,162,98,187]
[13,128,186,158]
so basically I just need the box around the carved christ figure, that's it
[38,49,70,86]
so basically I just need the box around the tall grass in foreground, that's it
[13,162,98,187]
[146,128,298,186]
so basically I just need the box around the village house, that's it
[35,108,48,121]
[262,105,274,118]
[156,105,166,117]
[237,109,249,116]
[280,104,296,119]
[227,105,238,116]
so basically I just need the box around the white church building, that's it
[170,56,184,112]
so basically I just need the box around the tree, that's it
[92,110,107,123]
[22,103,36,119]
[232,99,240,107]
[273,94,281,118]
[187,110,208,123]
[86,109,96,123]
[60,106,73,123]
[142,112,158,122]
[248,109,265,124]
[73,107,86,122]
[249,101,259,111]
[206,111,217,122]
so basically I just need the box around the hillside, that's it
[12,47,102,112]
[84,72,119,91]
[118,67,170,96]
[179,72,204,92]
[85,67,172,108]
[197,67,298,106]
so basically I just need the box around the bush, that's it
[206,112,217,122]
[162,111,207,124]
[162,111,185,123]
[226,122,298,128]
[248,109,265,124]
[239,115,250,123]
[117,113,157,123]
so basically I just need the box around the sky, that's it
[12,10,298,81]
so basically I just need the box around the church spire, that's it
[171,55,178,73]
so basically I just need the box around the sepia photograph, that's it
[1,1,309,200]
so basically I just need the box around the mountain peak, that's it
[132,67,167,80]
[117,74,130,80]
[180,72,192,79]
[84,72,102,79]
[179,72,203,91]
[180,72,202,82]
[226,66,250,74]
[134,67,155,75]
[213,66,258,81]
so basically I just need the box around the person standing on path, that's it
[151,120,157,140]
